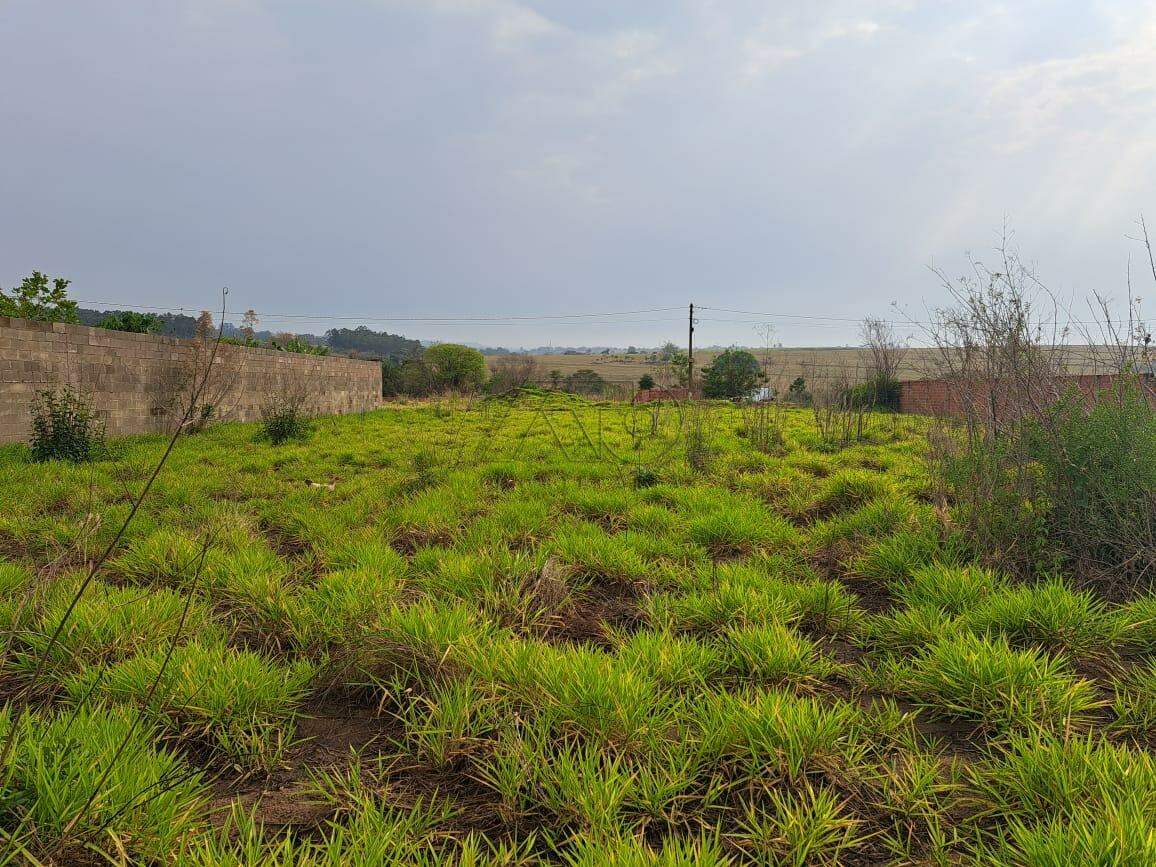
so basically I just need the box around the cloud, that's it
[1,1,1155,346]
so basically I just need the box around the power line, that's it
[74,300,685,323]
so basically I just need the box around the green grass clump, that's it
[614,629,727,691]
[0,560,36,632]
[687,507,798,558]
[971,732,1156,862]
[809,468,893,518]
[0,705,205,862]
[482,640,667,748]
[68,641,315,768]
[960,578,1116,655]
[285,567,404,653]
[723,622,837,686]
[15,580,215,678]
[1113,593,1156,653]
[734,783,865,866]
[891,564,1006,614]
[109,528,206,585]
[897,633,1100,733]
[693,689,871,780]
[549,523,652,585]
[1111,660,1156,733]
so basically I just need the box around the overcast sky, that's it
[3,1,1155,347]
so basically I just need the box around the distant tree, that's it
[660,350,689,388]
[0,272,78,323]
[488,354,541,394]
[548,369,563,389]
[564,368,606,396]
[638,373,655,390]
[425,343,487,391]
[80,308,201,337]
[270,334,329,355]
[627,346,638,355]
[658,341,681,362]
[195,310,215,339]
[325,326,422,360]
[861,316,906,381]
[98,311,162,333]
[240,309,259,344]
[786,376,811,405]
[701,349,761,399]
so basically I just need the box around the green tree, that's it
[638,373,655,390]
[424,343,487,391]
[564,368,606,396]
[787,376,810,405]
[665,350,690,387]
[98,311,162,333]
[701,349,761,399]
[0,272,78,323]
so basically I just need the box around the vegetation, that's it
[701,348,762,399]
[638,373,655,390]
[564,368,606,396]
[270,334,330,355]
[29,386,106,462]
[97,310,164,333]
[424,343,488,391]
[0,271,78,323]
[2,381,1155,864]
[927,243,1156,589]
[487,354,541,394]
[325,325,422,360]
[259,393,313,444]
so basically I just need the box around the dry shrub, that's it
[488,354,541,395]
[926,230,1156,590]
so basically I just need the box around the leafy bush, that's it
[487,354,540,394]
[270,334,329,355]
[424,343,487,391]
[564,368,606,396]
[29,386,105,462]
[638,373,655,390]
[1022,382,1156,583]
[98,310,162,333]
[259,394,312,444]
[786,376,811,406]
[842,374,901,411]
[382,357,436,397]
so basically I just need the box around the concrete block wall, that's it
[0,317,381,443]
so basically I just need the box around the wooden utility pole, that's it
[687,302,695,396]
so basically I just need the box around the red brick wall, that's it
[898,374,1155,416]
[633,387,691,403]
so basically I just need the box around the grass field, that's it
[517,346,1115,390]
[2,394,1155,864]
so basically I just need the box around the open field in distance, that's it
[514,346,1121,387]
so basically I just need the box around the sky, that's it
[3,1,1156,348]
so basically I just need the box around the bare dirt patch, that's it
[208,691,403,831]
[541,577,644,647]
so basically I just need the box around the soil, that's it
[543,576,643,647]
[208,691,403,830]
